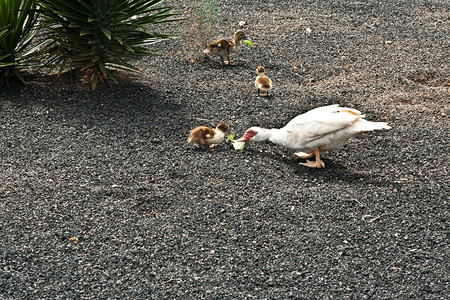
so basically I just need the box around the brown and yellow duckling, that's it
[203,30,246,65]
[254,66,273,96]
[188,123,231,148]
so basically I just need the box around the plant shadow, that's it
[2,71,187,138]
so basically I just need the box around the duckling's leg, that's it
[220,56,225,65]
[226,55,231,65]
[257,89,261,96]
[208,144,220,151]
[299,149,325,168]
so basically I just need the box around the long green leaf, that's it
[0,0,39,84]
[101,28,111,40]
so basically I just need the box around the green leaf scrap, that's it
[228,134,245,150]
[243,40,253,47]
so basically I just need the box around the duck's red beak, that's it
[236,136,247,142]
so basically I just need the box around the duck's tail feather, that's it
[351,119,392,132]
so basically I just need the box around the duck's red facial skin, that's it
[238,129,258,142]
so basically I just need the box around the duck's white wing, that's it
[284,105,362,139]
[284,105,338,126]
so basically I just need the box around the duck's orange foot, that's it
[300,159,325,168]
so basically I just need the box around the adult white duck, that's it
[237,105,391,168]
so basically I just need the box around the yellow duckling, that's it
[188,123,231,148]
[203,30,246,65]
[254,66,273,96]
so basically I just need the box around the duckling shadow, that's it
[256,94,274,100]
[200,57,248,70]
[190,146,229,153]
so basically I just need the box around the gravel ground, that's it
[1,0,449,299]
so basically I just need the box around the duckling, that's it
[203,30,246,65]
[188,123,231,148]
[254,66,273,96]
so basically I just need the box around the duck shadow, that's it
[243,147,396,187]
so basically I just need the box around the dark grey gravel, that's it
[1,0,449,299]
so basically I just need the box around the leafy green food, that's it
[228,134,245,150]
[233,141,245,150]
[243,40,253,47]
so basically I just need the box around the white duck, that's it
[237,105,391,168]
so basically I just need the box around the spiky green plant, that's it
[0,0,40,84]
[38,0,182,88]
